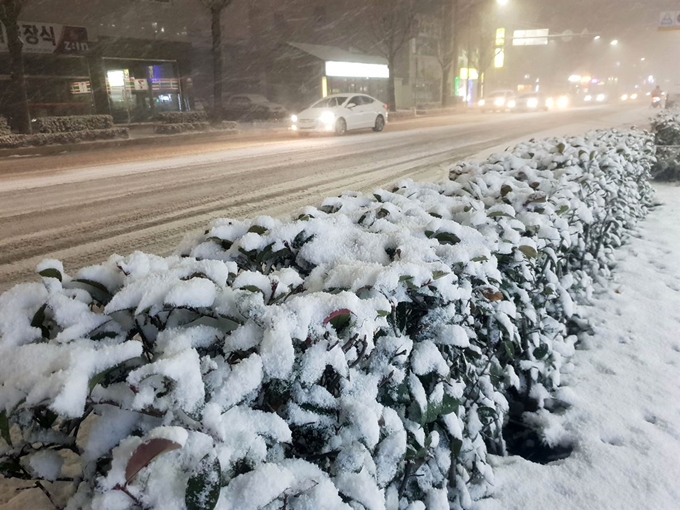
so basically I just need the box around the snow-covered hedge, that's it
[0,129,654,510]
[154,121,238,135]
[0,128,129,149]
[155,112,209,125]
[33,115,115,134]
[651,110,680,180]
[0,116,10,135]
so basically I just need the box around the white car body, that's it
[291,94,389,135]
[479,90,517,112]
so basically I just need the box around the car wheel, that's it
[335,118,347,136]
[373,115,385,132]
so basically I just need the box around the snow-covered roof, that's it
[288,42,387,66]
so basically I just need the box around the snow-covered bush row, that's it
[155,112,209,124]
[651,110,680,180]
[0,129,654,510]
[153,122,238,135]
[0,116,10,135]
[33,115,115,133]
[0,128,130,149]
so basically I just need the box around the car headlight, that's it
[291,114,298,123]
[631,93,638,100]
[508,100,517,108]
[546,97,555,108]
[319,111,336,124]
[557,96,569,108]
[596,94,606,102]
[584,95,593,102]
[621,94,628,101]
[527,98,539,108]
[494,98,506,107]
[479,99,486,107]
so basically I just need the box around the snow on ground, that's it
[478,183,680,510]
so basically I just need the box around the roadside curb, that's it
[0,128,299,158]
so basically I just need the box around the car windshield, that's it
[312,96,348,108]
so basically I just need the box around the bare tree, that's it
[434,0,459,107]
[364,0,418,112]
[0,0,31,133]
[199,0,235,122]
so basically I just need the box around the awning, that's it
[288,42,389,79]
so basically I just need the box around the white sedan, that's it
[291,94,389,136]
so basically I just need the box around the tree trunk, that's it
[2,10,31,133]
[387,57,397,113]
[210,6,223,123]
[440,0,453,107]
[449,0,460,107]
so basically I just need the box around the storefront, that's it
[267,42,390,111]
[0,22,193,123]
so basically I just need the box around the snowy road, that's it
[0,105,649,292]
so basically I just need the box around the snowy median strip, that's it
[0,128,656,509]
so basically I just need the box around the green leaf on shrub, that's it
[557,142,566,154]
[125,438,182,484]
[556,205,570,215]
[89,363,124,394]
[451,438,463,457]
[324,309,352,333]
[399,275,414,282]
[248,225,268,235]
[501,184,513,197]
[0,411,11,446]
[30,303,47,329]
[477,406,497,425]
[38,268,62,281]
[434,232,461,246]
[518,245,538,258]
[471,256,489,263]
[432,271,449,280]
[377,310,390,317]
[533,344,550,360]
[488,211,512,218]
[421,394,459,425]
[65,279,114,305]
[503,341,516,360]
[186,455,221,510]
[240,285,265,296]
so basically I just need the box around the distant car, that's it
[619,92,640,102]
[479,90,517,112]
[224,94,287,121]
[512,92,550,112]
[291,94,389,136]
[582,91,608,104]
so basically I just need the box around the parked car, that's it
[291,94,389,136]
[478,90,517,112]
[224,94,287,121]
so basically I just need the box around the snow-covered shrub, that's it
[0,117,10,135]
[447,130,654,430]
[651,110,680,180]
[0,128,654,510]
[155,112,209,125]
[154,121,238,135]
[0,128,130,149]
[33,115,115,133]
[154,123,211,135]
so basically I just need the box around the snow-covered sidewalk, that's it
[481,182,680,510]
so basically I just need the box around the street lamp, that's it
[610,39,619,46]
[496,0,509,5]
